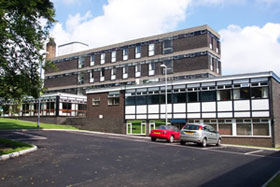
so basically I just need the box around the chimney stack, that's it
[46,38,56,60]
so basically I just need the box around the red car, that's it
[150,125,180,143]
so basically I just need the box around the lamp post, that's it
[160,64,168,126]
[37,52,48,129]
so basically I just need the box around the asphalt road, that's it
[0,130,280,187]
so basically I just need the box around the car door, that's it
[208,125,218,144]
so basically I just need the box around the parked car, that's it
[150,125,180,143]
[180,123,221,147]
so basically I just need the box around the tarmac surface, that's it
[0,130,280,187]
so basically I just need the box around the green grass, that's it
[0,118,78,130]
[0,137,33,155]
[267,174,280,187]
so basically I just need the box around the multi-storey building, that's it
[44,25,221,95]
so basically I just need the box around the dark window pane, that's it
[160,94,172,104]
[253,123,269,136]
[125,96,135,106]
[200,91,216,102]
[251,87,268,99]
[147,95,160,104]
[136,96,146,105]
[219,123,232,135]
[173,93,186,103]
[187,92,199,102]
[217,90,232,101]
[237,123,251,135]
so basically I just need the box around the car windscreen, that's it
[183,124,200,130]
[158,125,167,130]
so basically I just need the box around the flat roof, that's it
[86,71,280,94]
[51,25,219,61]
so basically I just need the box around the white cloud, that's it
[219,23,280,75]
[51,0,191,48]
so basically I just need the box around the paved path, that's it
[0,130,279,186]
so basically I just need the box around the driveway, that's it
[0,130,279,187]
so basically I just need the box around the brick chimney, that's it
[46,38,56,60]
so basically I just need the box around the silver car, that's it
[180,123,221,147]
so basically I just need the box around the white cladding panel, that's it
[234,100,250,111]
[148,105,159,113]
[173,114,186,119]
[160,114,172,119]
[136,115,146,119]
[125,106,135,114]
[217,101,233,111]
[234,112,250,117]
[187,113,200,118]
[252,111,270,117]
[251,99,269,110]
[217,112,233,118]
[202,113,216,118]
[58,42,88,56]
[148,114,159,119]
[137,105,147,114]
[173,104,186,113]
[160,104,172,113]
[125,115,135,119]
[202,102,216,112]
[187,103,200,112]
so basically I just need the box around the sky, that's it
[50,0,280,76]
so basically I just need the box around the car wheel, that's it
[169,135,174,143]
[180,140,186,145]
[201,138,207,147]
[216,138,221,146]
[151,137,156,142]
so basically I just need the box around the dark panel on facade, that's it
[173,56,209,73]
[128,47,135,60]
[155,42,162,56]
[141,64,148,77]
[44,75,78,88]
[141,45,148,58]
[46,59,78,74]
[173,34,208,52]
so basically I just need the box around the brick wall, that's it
[45,75,77,88]
[222,137,273,147]
[271,78,280,147]
[173,55,209,73]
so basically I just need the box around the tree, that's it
[0,0,55,102]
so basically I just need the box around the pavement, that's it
[0,129,279,186]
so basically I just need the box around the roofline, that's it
[86,71,279,94]
[51,25,219,61]
[58,41,89,48]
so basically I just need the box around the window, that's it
[135,64,141,77]
[111,68,116,80]
[162,60,173,74]
[135,46,141,58]
[101,53,105,64]
[149,62,155,76]
[160,94,172,104]
[216,61,220,74]
[90,55,95,66]
[78,73,85,85]
[233,87,250,100]
[218,123,232,135]
[216,41,220,53]
[108,97,119,106]
[123,48,128,61]
[210,36,214,49]
[173,93,186,103]
[100,68,105,82]
[253,120,269,136]
[210,57,214,71]
[46,102,55,113]
[147,95,160,105]
[237,121,251,135]
[92,98,100,106]
[78,56,86,68]
[90,70,94,83]
[22,104,30,114]
[148,43,155,56]
[125,96,135,105]
[111,51,116,62]
[12,105,20,114]
[123,66,128,79]
[162,39,173,54]
[217,90,232,101]
[136,96,146,105]
[187,92,199,102]
[200,91,216,102]
[251,87,268,99]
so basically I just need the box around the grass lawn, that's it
[0,137,33,156]
[0,118,78,130]
[267,174,280,187]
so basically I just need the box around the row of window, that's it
[125,86,268,105]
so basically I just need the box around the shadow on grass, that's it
[0,121,39,130]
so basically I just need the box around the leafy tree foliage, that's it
[0,0,55,101]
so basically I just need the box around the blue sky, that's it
[50,0,280,75]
